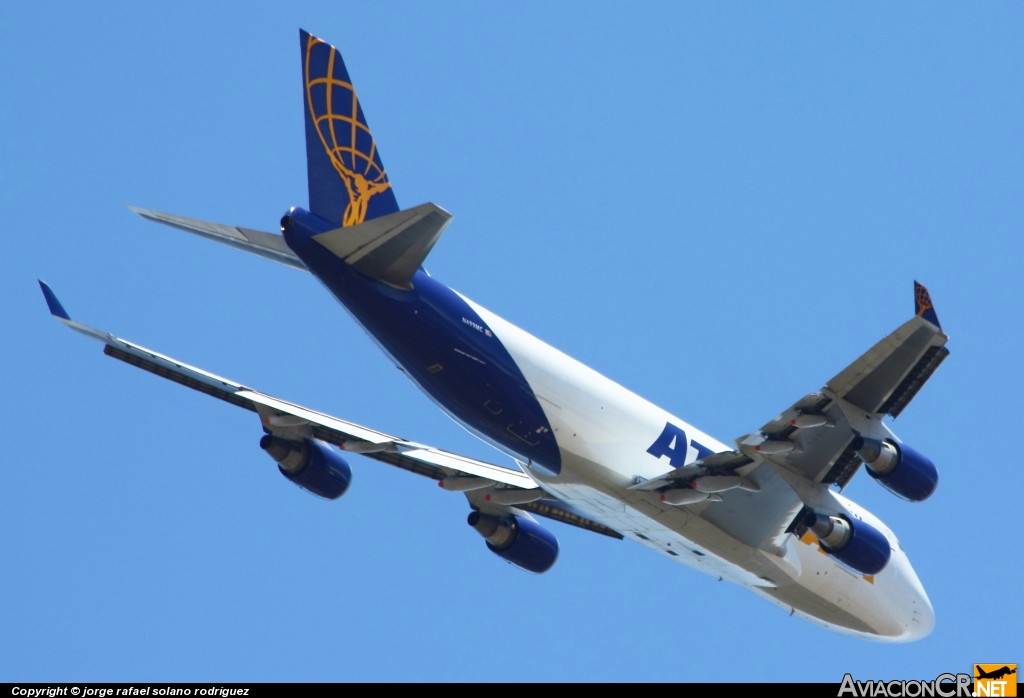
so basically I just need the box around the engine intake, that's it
[468,512,559,574]
[856,438,938,502]
[261,435,352,500]
[806,513,891,575]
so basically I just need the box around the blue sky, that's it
[3,1,1021,683]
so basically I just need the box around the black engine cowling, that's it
[467,511,559,574]
[856,438,938,502]
[807,513,891,575]
[260,435,352,500]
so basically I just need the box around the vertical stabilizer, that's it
[301,30,400,227]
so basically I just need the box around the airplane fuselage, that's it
[282,206,935,642]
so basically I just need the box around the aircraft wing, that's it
[39,281,622,540]
[636,283,948,552]
[734,282,949,490]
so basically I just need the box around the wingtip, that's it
[38,279,71,320]
[913,281,941,329]
[127,206,167,226]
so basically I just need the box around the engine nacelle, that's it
[467,511,559,574]
[857,438,938,502]
[260,435,352,500]
[807,513,891,575]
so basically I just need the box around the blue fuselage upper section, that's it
[281,207,562,472]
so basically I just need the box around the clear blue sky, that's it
[3,1,1021,682]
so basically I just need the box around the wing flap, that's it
[628,450,755,492]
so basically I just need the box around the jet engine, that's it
[260,435,352,500]
[855,437,938,502]
[467,511,559,573]
[806,512,891,575]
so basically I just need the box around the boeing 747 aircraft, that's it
[41,30,948,641]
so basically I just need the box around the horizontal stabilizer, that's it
[129,207,307,272]
[312,202,452,289]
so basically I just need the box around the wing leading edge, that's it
[39,280,621,540]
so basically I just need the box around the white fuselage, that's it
[464,296,935,642]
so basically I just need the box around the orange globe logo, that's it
[304,34,392,226]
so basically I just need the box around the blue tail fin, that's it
[301,29,400,227]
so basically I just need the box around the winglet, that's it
[914,281,941,329]
[38,281,109,342]
[39,280,70,320]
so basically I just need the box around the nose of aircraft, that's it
[903,583,935,641]
[882,549,935,642]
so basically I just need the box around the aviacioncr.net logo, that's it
[838,673,973,697]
